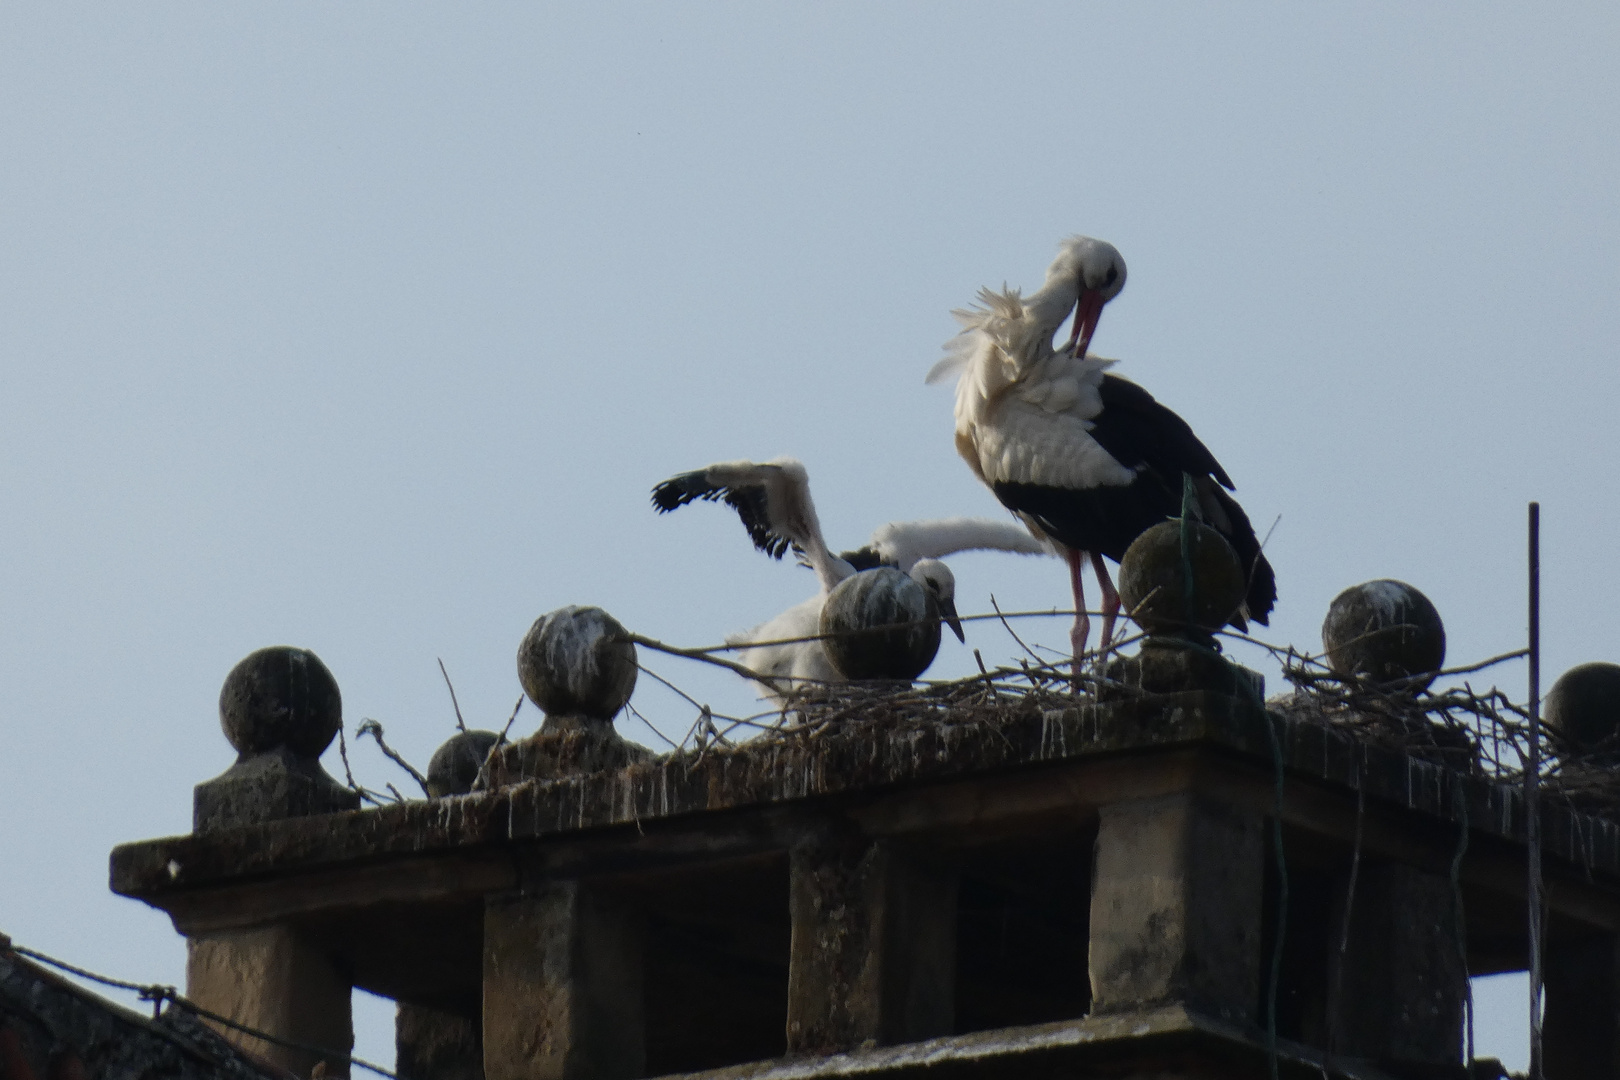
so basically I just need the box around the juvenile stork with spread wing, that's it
[652,458,1051,701]
[927,236,1275,664]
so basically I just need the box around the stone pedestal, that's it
[1088,793,1264,1025]
[477,716,653,790]
[1544,935,1619,1080]
[194,646,358,832]
[186,925,353,1078]
[195,748,358,833]
[786,831,958,1055]
[482,884,645,1080]
[397,1002,483,1080]
[1332,862,1466,1066]
[1101,638,1264,702]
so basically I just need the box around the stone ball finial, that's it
[426,729,501,796]
[1545,662,1620,759]
[820,567,942,681]
[1117,520,1246,641]
[517,606,638,721]
[218,646,342,759]
[1322,580,1446,689]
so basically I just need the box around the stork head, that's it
[909,558,965,642]
[1046,236,1126,358]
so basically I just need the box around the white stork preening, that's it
[651,459,1052,701]
[927,236,1276,664]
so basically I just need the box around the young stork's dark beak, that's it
[939,596,965,643]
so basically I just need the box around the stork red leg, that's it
[1066,547,1090,671]
[1090,551,1121,662]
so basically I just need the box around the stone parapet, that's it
[112,680,1620,1078]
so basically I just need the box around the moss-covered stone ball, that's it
[426,729,501,797]
[1322,580,1446,689]
[1545,662,1620,759]
[820,568,942,682]
[517,606,638,721]
[219,646,342,759]
[1117,520,1246,640]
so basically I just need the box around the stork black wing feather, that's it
[1092,375,1236,490]
[722,487,793,559]
[1203,483,1277,626]
[987,374,1276,632]
[650,472,794,561]
[836,546,888,572]
[650,471,716,512]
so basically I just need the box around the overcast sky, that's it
[5,4,1618,1071]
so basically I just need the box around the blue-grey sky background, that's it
[5,4,1617,1070]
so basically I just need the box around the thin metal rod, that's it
[1526,500,1544,1077]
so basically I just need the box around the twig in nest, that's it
[974,648,997,704]
[437,658,467,733]
[703,706,732,748]
[690,706,729,769]
[336,725,388,807]
[991,595,1044,664]
[496,696,523,749]
[626,701,680,750]
[357,719,431,797]
[637,662,716,715]
[673,608,1088,656]
[622,632,778,685]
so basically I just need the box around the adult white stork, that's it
[651,458,1052,701]
[926,236,1276,663]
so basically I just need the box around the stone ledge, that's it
[112,691,1620,902]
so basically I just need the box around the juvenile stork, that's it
[651,459,1051,701]
[926,236,1276,663]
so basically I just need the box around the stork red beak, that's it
[1064,289,1107,358]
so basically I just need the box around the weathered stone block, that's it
[482,883,644,1080]
[427,731,501,797]
[196,645,357,832]
[476,716,652,790]
[194,748,359,833]
[786,831,957,1054]
[1089,793,1264,1024]
[1117,519,1247,642]
[185,925,353,1078]
[397,1002,483,1080]
[517,607,638,722]
[1101,639,1264,702]
[1333,861,1465,1066]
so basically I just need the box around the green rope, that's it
[1179,473,1198,636]
[1451,780,1475,1068]
[1263,709,1288,1080]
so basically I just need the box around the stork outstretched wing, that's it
[651,458,848,592]
[846,517,1053,572]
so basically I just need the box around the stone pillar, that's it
[1543,935,1619,1080]
[482,883,644,1080]
[184,648,357,1078]
[786,831,958,1055]
[1088,792,1264,1024]
[397,1003,483,1080]
[187,926,353,1078]
[1332,862,1466,1067]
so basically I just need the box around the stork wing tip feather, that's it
[652,469,799,563]
[650,471,719,513]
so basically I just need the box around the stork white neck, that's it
[1025,235,1127,357]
